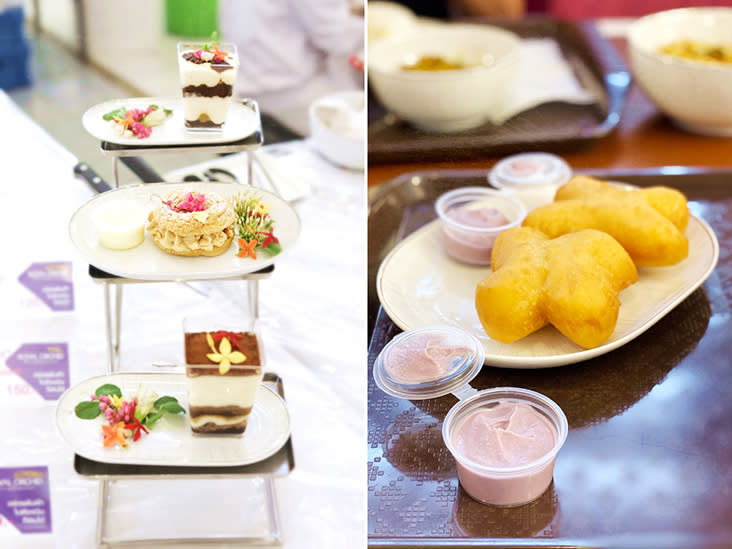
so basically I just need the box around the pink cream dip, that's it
[384,333,471,384]
[451,401,558,506]
[443,205,510,265]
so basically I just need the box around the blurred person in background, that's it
[219,0,363,137]
[547,0,732,20]
[388,0,524,19]
[390,0,732,19]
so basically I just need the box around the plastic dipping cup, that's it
[442,387,568,506]
[435,187,526,265]
[373,326,485,400]
[489,152,572,191]
[177,42,239,131]
[183,316,264,435]
[488,152,572,210]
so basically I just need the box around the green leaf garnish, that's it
[154,396,186,415]
[159,401,186,415]
[153,396,177,408]
[142,410,164,428]
[102,107,127,121]
[75,400,102,419]
[95,384,122,398]
[263,242,282,256]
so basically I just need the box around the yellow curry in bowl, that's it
[659,40,732,64]
[401,55,475,71]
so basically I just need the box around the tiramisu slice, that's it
[177,42,238,130]
[184,330,263,434]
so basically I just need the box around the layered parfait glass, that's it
[177,42,239,131]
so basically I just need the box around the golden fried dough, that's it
[475,227,638,349]
[555,175,689,230]
[523,175,689,267]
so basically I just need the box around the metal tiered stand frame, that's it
[78,99,294,547]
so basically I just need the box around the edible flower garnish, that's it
[211,330,245,351]
[102,104,173,139]
[102,421,129,448]
[165,191,208,213]
[258,228,279,249]
[234,190,282,259]
[110,393,125,410]
[189,32,230,63]
[236,238,258,259]
[74,384,185,449]
[205,332,247,375]
[124,416,149,442]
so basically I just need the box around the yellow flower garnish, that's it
[110,394,125,409]
[205,333,246,374]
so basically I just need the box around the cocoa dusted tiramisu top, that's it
[185,331,261,376]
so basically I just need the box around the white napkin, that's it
[492,38,598,125]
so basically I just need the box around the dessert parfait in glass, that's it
[177,42,239,130]
[183,317,264,435]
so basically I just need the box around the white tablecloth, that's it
[0,90,365,548]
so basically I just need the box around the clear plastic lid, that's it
[373,325,485,400]
[489,153,572,190]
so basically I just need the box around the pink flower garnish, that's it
[166,192,208,212]
[131,122,151,138]
[128,108,146,122]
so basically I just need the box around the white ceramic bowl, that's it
[368,23,520,133]
[628,7,732,136]
[367,1,417,43]
[308,90,365,170]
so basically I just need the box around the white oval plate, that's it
[56,372,290,467]
[69,182,300,280]
[81,97,259,146]
[377,208,719,369]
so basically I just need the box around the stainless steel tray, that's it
[74,372,295,479]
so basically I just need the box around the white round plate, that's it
[56,372,290,467]
[69,182,300,280]
[81,97,259,146]
[377,209,719,369]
